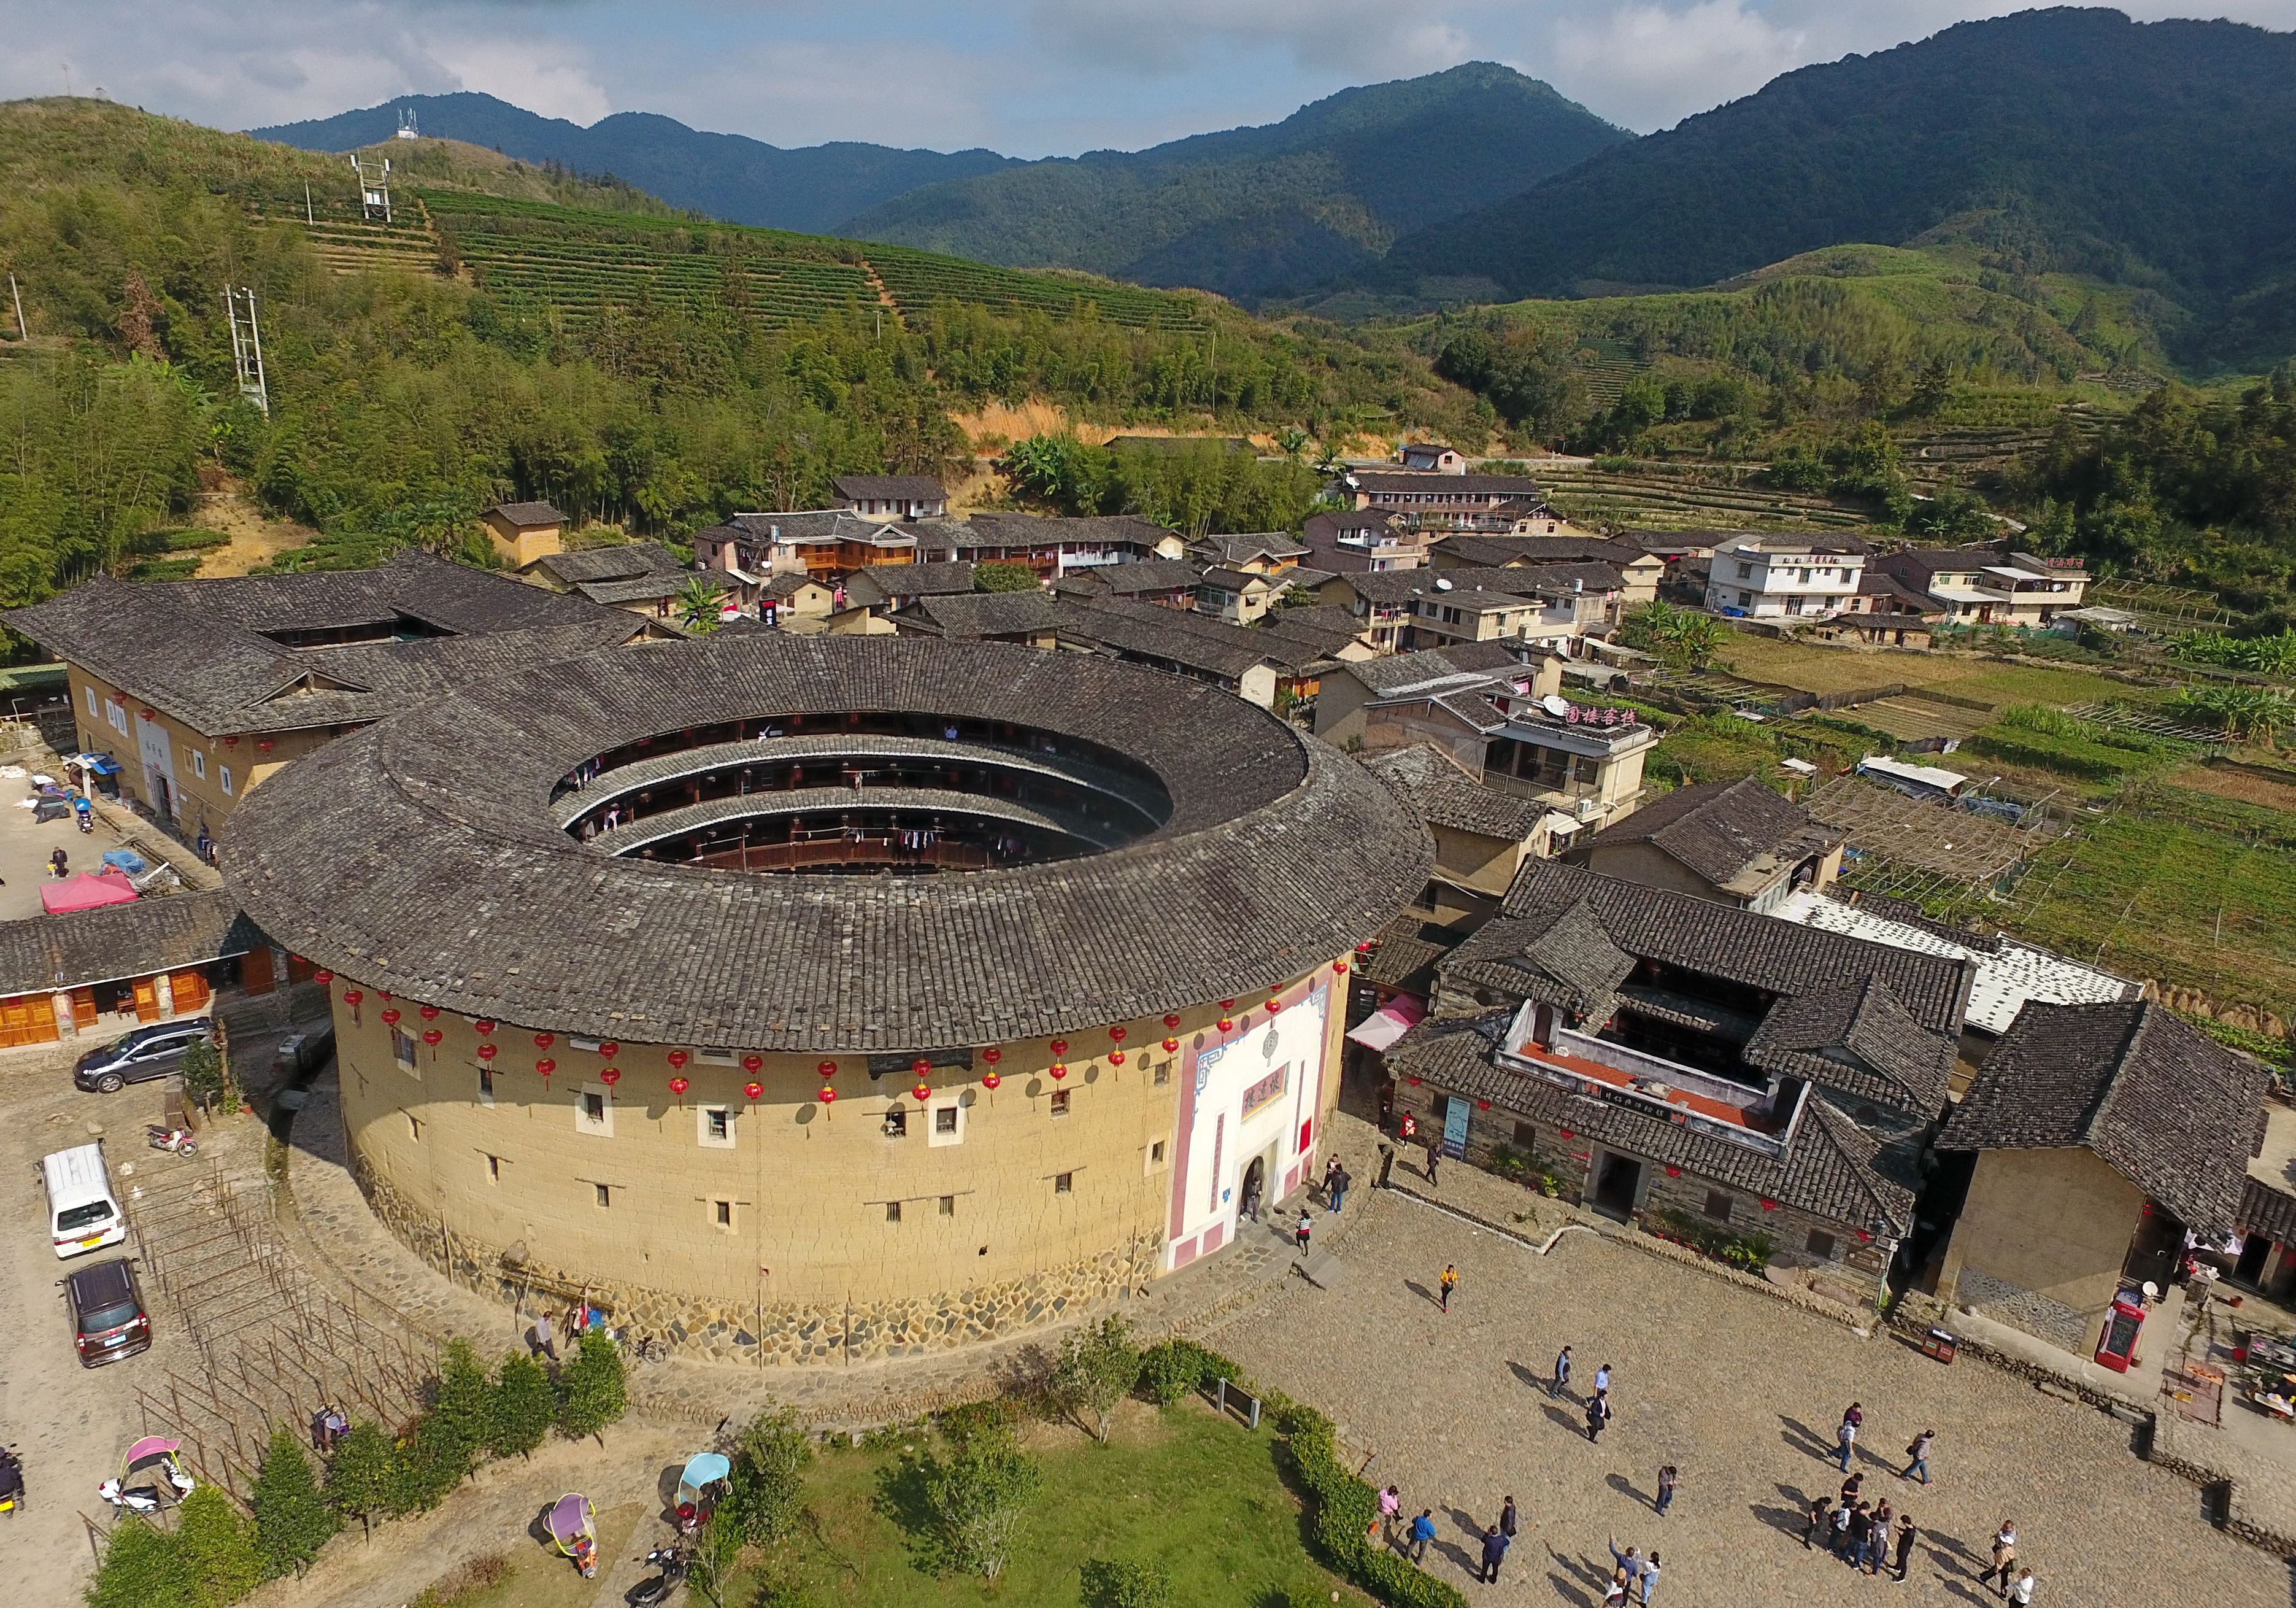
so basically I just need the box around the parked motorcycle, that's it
[630,1544,688,1607]
[145,1126,197,1157]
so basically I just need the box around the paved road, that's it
[1208,1183,2291,1606]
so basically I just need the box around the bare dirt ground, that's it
[2167,760,2296,813]
[186,485,317,577]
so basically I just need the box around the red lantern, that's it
[742,1054,762,1074]
[818,1083,836,1105]
[1266,996,1282,1013]
[981,1071,1000,1090]
[1162,1037,1178,1053]
[1664,1165,1681,1178]
[223,735,239,748]
[534,1032,555,1050]
[1050,1062,1069,1081]
[668,1049,690,1070]
[1109,1026,1128,1043]
[1355,940,1373,954]
[139,708,156,721]
[257,738,275,752]
[422,1029,442,1047]
[1856,1229,1874,1243]
[669,1075,690,1097]
[744,1080,763,1101]
[313,969,333,984]
[599,1041,620,1059]
[343,989,364,1006]
[1050,1039,1068,1056]
[1217,1017,1234,1033]
[1334,961,1349,974]
[1163,1015,1181,1030]
[380,1008,401,1025]
[600,1066,622,1085]
[418,1005,439,1021]
[474,1021,495,1036]
[1760,1198,1778,1212]
[1111,1051,1126,1065]
[1558,1127,1574,1141]
[817,1060,836,1078]
[1220,999,1235,1010]
[477,1043,498,1062]
[1406,1075,1422,1086]
[536,1057,556,1078]
[1476,1099,1490,1111]
[982,1047,1003,1065]
[913,1081,931,1102]
[912,1057,931,1077]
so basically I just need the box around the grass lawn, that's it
[1981,782,2296,1018]
[438,1500,647,1608]
[1717,635,2164,708]
[739,1399,1363,1608]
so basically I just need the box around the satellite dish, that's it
[1433,576,1453,591]
[1541,694,1572,718]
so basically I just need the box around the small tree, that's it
[685,1512,743,1607]
[250,1424,339,1579]
[180,1035,228,1113]
[1048,1316,1141,1444]
[432,1337,494,1472]
[922,1429,1042,1581]
[723,1405,813,1547]
[973,560,1038,593]
[175,1484,263,1607]
[555,1329,628,1443]
[1082,1558,1174,1608]
[325,1420,398,1540]
[489,1348,557,1459]
[87,1515,187,1608]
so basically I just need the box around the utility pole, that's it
[8,274,25,341]
[221,287,269,416]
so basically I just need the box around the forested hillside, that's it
[843,64,1627,303]
[252,91,1019,236]
[0,99,1482,609]
[1373,9,2296,371]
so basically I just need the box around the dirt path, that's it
[186,484,317,576]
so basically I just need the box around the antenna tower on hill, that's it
[350,152,393,223]
[396,107,420,140]
[222,287,269,416]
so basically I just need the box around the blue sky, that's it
[6,1,2294,155]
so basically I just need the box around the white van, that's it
[41,1143,126,1259]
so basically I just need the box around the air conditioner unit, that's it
[1574,795,1605,821]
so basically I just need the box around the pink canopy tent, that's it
[41,871,138,914]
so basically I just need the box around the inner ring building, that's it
[223,636,1429,1363]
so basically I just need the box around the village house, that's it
[890,590,1061,647]
[525,541,734,620]
[1706,534,1871,618]
[1366,744,1579,927]
[1048,597,1329,709]
[914,513,1187,577]
[1936,1000,2268,1361]
[1399,443,1469,473]
[0,889,279,1048]
[832,473,948,520]
[1050,559,1204,611]
[1317,563,1621,653]
[693,511,919,579]
[1385,860,1974,1307]
[824,561,979,632]
[1432,535,1665,610]
[1874,543,2090,627]
[758,573,839,627]
[1191,531,1312,577]
[1314,646,1656,838]
[479,500,565,568]
[1196,566,1284,624]
[1301,509,1428,573]
[2237,1099,2296,1301]
[5,552,644,840]
[1564,777,1847,914]
[1333,471,1560,535]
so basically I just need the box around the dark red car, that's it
[61,1258,150,1366]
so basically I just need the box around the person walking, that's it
[1595,1363,1612,1396]
[1828,1497,1853,1558]
[1295,1210,1314,1255]
[1241,1177,1262,1225]
[1378,1484,1401,1545]
[1479,1524,1510,1584]
[530,1308,558,1363]
[1981,1521,2018,1596]
[1439,1263,1458,1312]
[1835,1410,1859,1473]
[1803,1495,1832,1549]
[2008,1568,2035,1606]
[1844,1502,1872,1569]
[1500,1494,1519,1542]
[1902,1430,1934,1486]
[1552,1345,1574,1400]
[1893,1514,1918,1582]
[1323,1156,1342,1205]
[1606,1537,1643,1603]
[1425,1140,1442,1186]
[1865,1502,1894,1575]
[1329,1164,1352,1214]
[1408,1510,1435,1564]
[1654,1464,1678,1516]
[1637,1552,1662,1605]
[1587,1389,1613,1443]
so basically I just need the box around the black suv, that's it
[72,1018,213,1094]
[61,1258,150,1366]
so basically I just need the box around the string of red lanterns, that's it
[817,1060,837,1104]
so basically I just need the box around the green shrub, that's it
[488,1350,557,1459]
[432,1338,493,1471]
[1133,1339,1242,1406]
[1081,1558,1174,1608]
[87,1515,190,1608]
[391,1412,474,1513]
[323,1420,398,1538]
[1047,1316,1142,1443]
[724,1406,814,1547]
[555,1329,628,1442]
[934,1396,1023,1448]
[179,1037,229,1111]
[176,1485,264,1607]
[919,1429,1042,1581]
[1273,1402,1466,1608]
[250,1425,338,1579]
[1647,1207,1776,1270]
[974,560,1038,592]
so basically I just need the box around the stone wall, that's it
[356,1158,1162,1365]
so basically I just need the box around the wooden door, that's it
[0,994,59,1047]
[242,946,275,995]
[71,987,97,1024]
[169,970,212,1013]
[132,977,161,1022]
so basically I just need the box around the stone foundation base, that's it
[353,1158,1163,1366]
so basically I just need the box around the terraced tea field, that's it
[1542,462,1873,531]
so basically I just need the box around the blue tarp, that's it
[101,848,148,875]
[85,754,122,775]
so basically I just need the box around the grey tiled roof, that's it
[527,543,684,587]
[1348,641,1533,695]
[1348,473,1546,498]
[0,889,264,996]
[1388,1014,1914,1234]
[1357,917,1450,995]
[222,636,1431,1052]
[576,574,717,607]
[488,501,563,527]
[2243,1173,2296,1245]
[1436,535,1649,568]
[897,592,1058,639]
[834,475,947,503]
[1939,1001,2268,1237]
[1365,745,1547,841]
[1196,532,1310,566]
[1057,596,1338,678]
[6,552,640,736]
[1575,778,1836,892]
[1742,975,1946,1111]
[1054,560,1205,599]
[842,563,979,609]
[947,514,1179,555]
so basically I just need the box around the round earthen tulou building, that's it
[224,635,1428,1363]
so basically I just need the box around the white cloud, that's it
[1547,0,1808,130]
[1026,0,1470,78]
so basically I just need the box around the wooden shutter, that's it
[0,994,58,1047]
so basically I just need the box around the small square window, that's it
[935,1105,959,1135]
[478,1066,495,1103]
[707,1110,730,1140]
[85,685,98,717]
[1054,1172,1073,1194]
[594,1183,611,1208]
[1703,1189,1733,1222]
[577,1086,614,1137]
[1151,1140,1166,1163]
[393,1030,417,1072]
[885,1200,903,1223]
[714,1199,732,1227]
[1153,1063,1170,1086]
[191,750,206,779]
[1512,1120,1537,1150]
[220,766,234,796]
[883,1106,908,1138]
[1050,1089,1071,1117]
[584,1091,605,1123]
[938,1194,955,1216]
[1806,1230,1837,1260]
